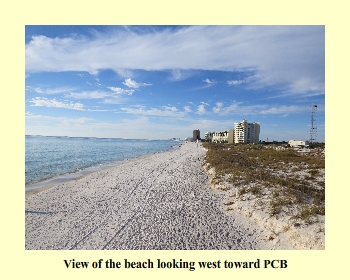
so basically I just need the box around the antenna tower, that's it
[310,104,317,144]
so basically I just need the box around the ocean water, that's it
[25,135,179,186]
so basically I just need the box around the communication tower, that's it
[310,104,317,144]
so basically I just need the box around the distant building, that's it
[193,129,200,141]
[212,131,229,143]
[204,132,213,142]
[204,119,261,145]
[288,140,309,147]
[205,129,235,143]
[228,129,235,144]
[234,119,260,144]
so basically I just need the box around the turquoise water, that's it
[25,135,178,185]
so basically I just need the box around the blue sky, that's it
[25,25,325,141]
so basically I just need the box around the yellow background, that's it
[1,0,346,279]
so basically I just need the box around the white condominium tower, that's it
[234,119,260,144]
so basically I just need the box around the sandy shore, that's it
[25,142,273,250]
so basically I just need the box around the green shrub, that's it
[203,142,325,221]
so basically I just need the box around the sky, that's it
[25,25,325,141]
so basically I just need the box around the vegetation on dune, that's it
[202,142,325,224]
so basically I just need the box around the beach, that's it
[25,142,274,250]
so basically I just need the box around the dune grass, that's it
[202,142,325,224]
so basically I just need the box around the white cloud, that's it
[169,69,192,81]
[55,90,130,104]
[203,78,216,87]
[65,91,109,99]
[107,87,134,95]
[115,69,134,78]
[211,102,309,116]
[123,78,152,89]
[259,105,306,115]
[28,88,129,107]
[212,101,247,115]
[183,106,192,113]
[121,105,187,118]
[25,26,324,95]
[212,102,223,113]
[86,109,109,112]
[101,98,126,105]
[29,97,85,110]
[197,103,208,115]
[26,86,76,95]
[162,105,178,112]
[118,102,308,119]
[123,78,139,88]
[227,79,245,86]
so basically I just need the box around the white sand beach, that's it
[26,142,312,250]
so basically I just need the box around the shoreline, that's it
[25,145,180,198]
[25,142,274,250]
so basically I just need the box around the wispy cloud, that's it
[63,90,131,105]
[169,69,193,81]
[203,78,217,87]
[26,86,76,95]
[25,26,324,96]
[259,105,307,115]
[120,105,187,118]
[183,106,192,113]
[212,102,224,113]
[197,102,209,115]
[212,101,261,115]
[212,102,308,116]
[29,97,85,110]
[107,87,134,95]
[65,91,110,99]
[227,79,245,86]
[26,112,70,121]
[25,26,325,141]
[123,78,152,89]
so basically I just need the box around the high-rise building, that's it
[193,129,200,141]
[234,119,260,143]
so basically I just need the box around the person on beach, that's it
[196,139,200,160]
